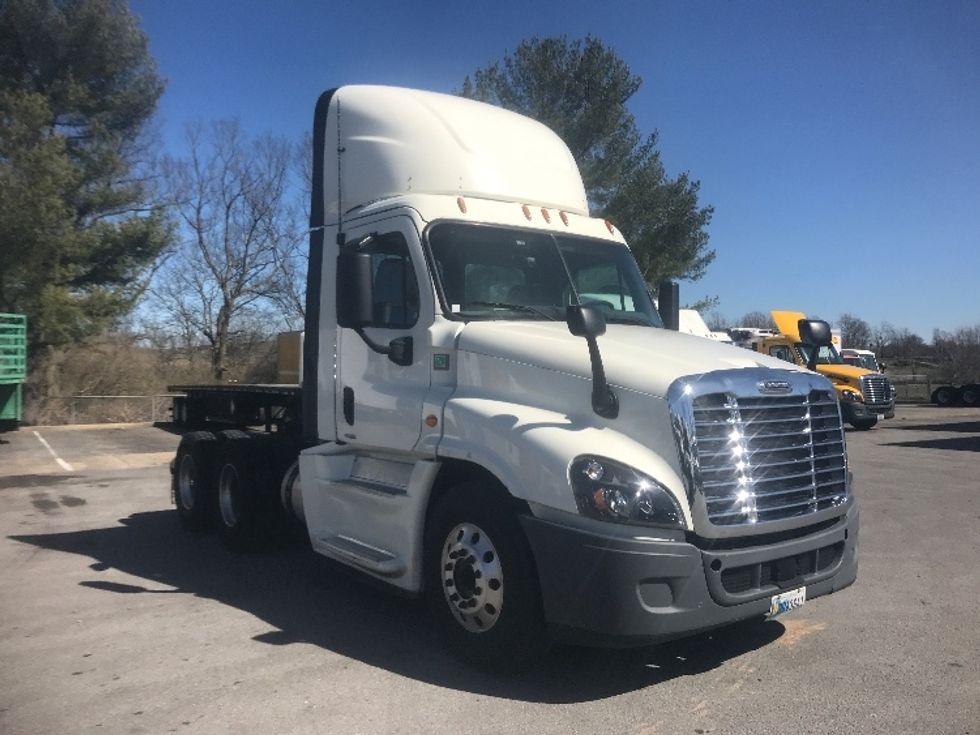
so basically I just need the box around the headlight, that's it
[839,389,862,402]
[569,456,684,529]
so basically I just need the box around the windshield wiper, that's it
[464,301,558,321]
[605,315,652,326]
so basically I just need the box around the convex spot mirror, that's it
[798,319,832,347]
[566,304,607,338]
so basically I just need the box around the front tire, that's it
[851,418,877,430]
[424,481,547,669]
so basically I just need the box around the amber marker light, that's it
[424,415,438,428]
[559,211,569,226]
[457,196,467,213]
[522,204,532,220]
[605,219,616,234]
[541,208,551,223]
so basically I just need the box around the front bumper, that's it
[841,399,895,422]
[520,505,859,647]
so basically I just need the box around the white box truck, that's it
[169,86,858,667]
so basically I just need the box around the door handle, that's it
[343,386,354,425]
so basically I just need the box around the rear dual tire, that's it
[931,386,960,406]
[960,384,980,407]
[173,431,217,530]
[173,430,281,550]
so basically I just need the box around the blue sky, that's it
[131,0,980,339]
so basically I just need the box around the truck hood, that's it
[816,364,876,383]
[456,321,800,397]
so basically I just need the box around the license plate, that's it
[877,414,885,420]
[768,586,806,619]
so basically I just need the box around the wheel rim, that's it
[218,464,240,527]
[441,522,504,633]
[178,455,197,510]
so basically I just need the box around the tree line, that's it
[3,1,977,395]
[2,2,716,383]
[711,310,980,381]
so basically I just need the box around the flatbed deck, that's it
[167,384,302,432]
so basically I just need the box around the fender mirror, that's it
[566,305,617,419]
[798,319,832,371]
[567,303,607,338]
[798,319,832,347]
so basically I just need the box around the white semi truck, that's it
[169,86,858,667]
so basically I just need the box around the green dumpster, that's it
[1,313,27,430]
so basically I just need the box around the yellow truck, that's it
[740,311,895,430]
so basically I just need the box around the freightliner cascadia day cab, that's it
[169,86,858,667]
[739,311,895,431]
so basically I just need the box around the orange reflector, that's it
[541,208,551,223]
[605,219,616,234]
[424,414,438,428]
[521,204,532,220]
[559,211,569,226]
[457,196,467,213]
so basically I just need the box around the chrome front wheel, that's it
[441,522,504,633]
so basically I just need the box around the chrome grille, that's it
[668,369,850,532]
[860,374,891,406]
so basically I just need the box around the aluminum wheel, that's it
[178,454,197,510]
[218,463,241,528]
[441,522,504,633]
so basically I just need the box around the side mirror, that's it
[567,304,607,338]
[336,249,374,328]
[798,319,832,347]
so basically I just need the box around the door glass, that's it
[363,232,419,329]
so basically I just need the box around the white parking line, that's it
[32,430,75,472]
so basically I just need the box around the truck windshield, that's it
[796,344,844,365]
[853,354,880,371]
[426,222,662,326]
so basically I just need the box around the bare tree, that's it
[735,311,772,329]
[264,133,312,326]
[837,313,872,349]
[154,121,296,380]
[932,325,980,382]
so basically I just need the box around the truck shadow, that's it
[9,511,784,703]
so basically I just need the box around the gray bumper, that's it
[842,399,895,421]
[520,505,859,647]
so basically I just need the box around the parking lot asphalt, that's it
[0,407,978,735]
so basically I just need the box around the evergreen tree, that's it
[0,0,169,350]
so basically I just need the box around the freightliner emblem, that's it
[758,380,793,394]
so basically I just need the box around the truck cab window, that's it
[427,222,661,326]
[769,345,793,363]
[365,233,419,328]
[796,344,844,365]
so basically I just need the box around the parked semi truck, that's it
[840,348,882,373]
[168,86,858,667]
[0,313,27,432]
[737,311,894,430]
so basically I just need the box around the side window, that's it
[364,232,419,329]
[769,345,793,363]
